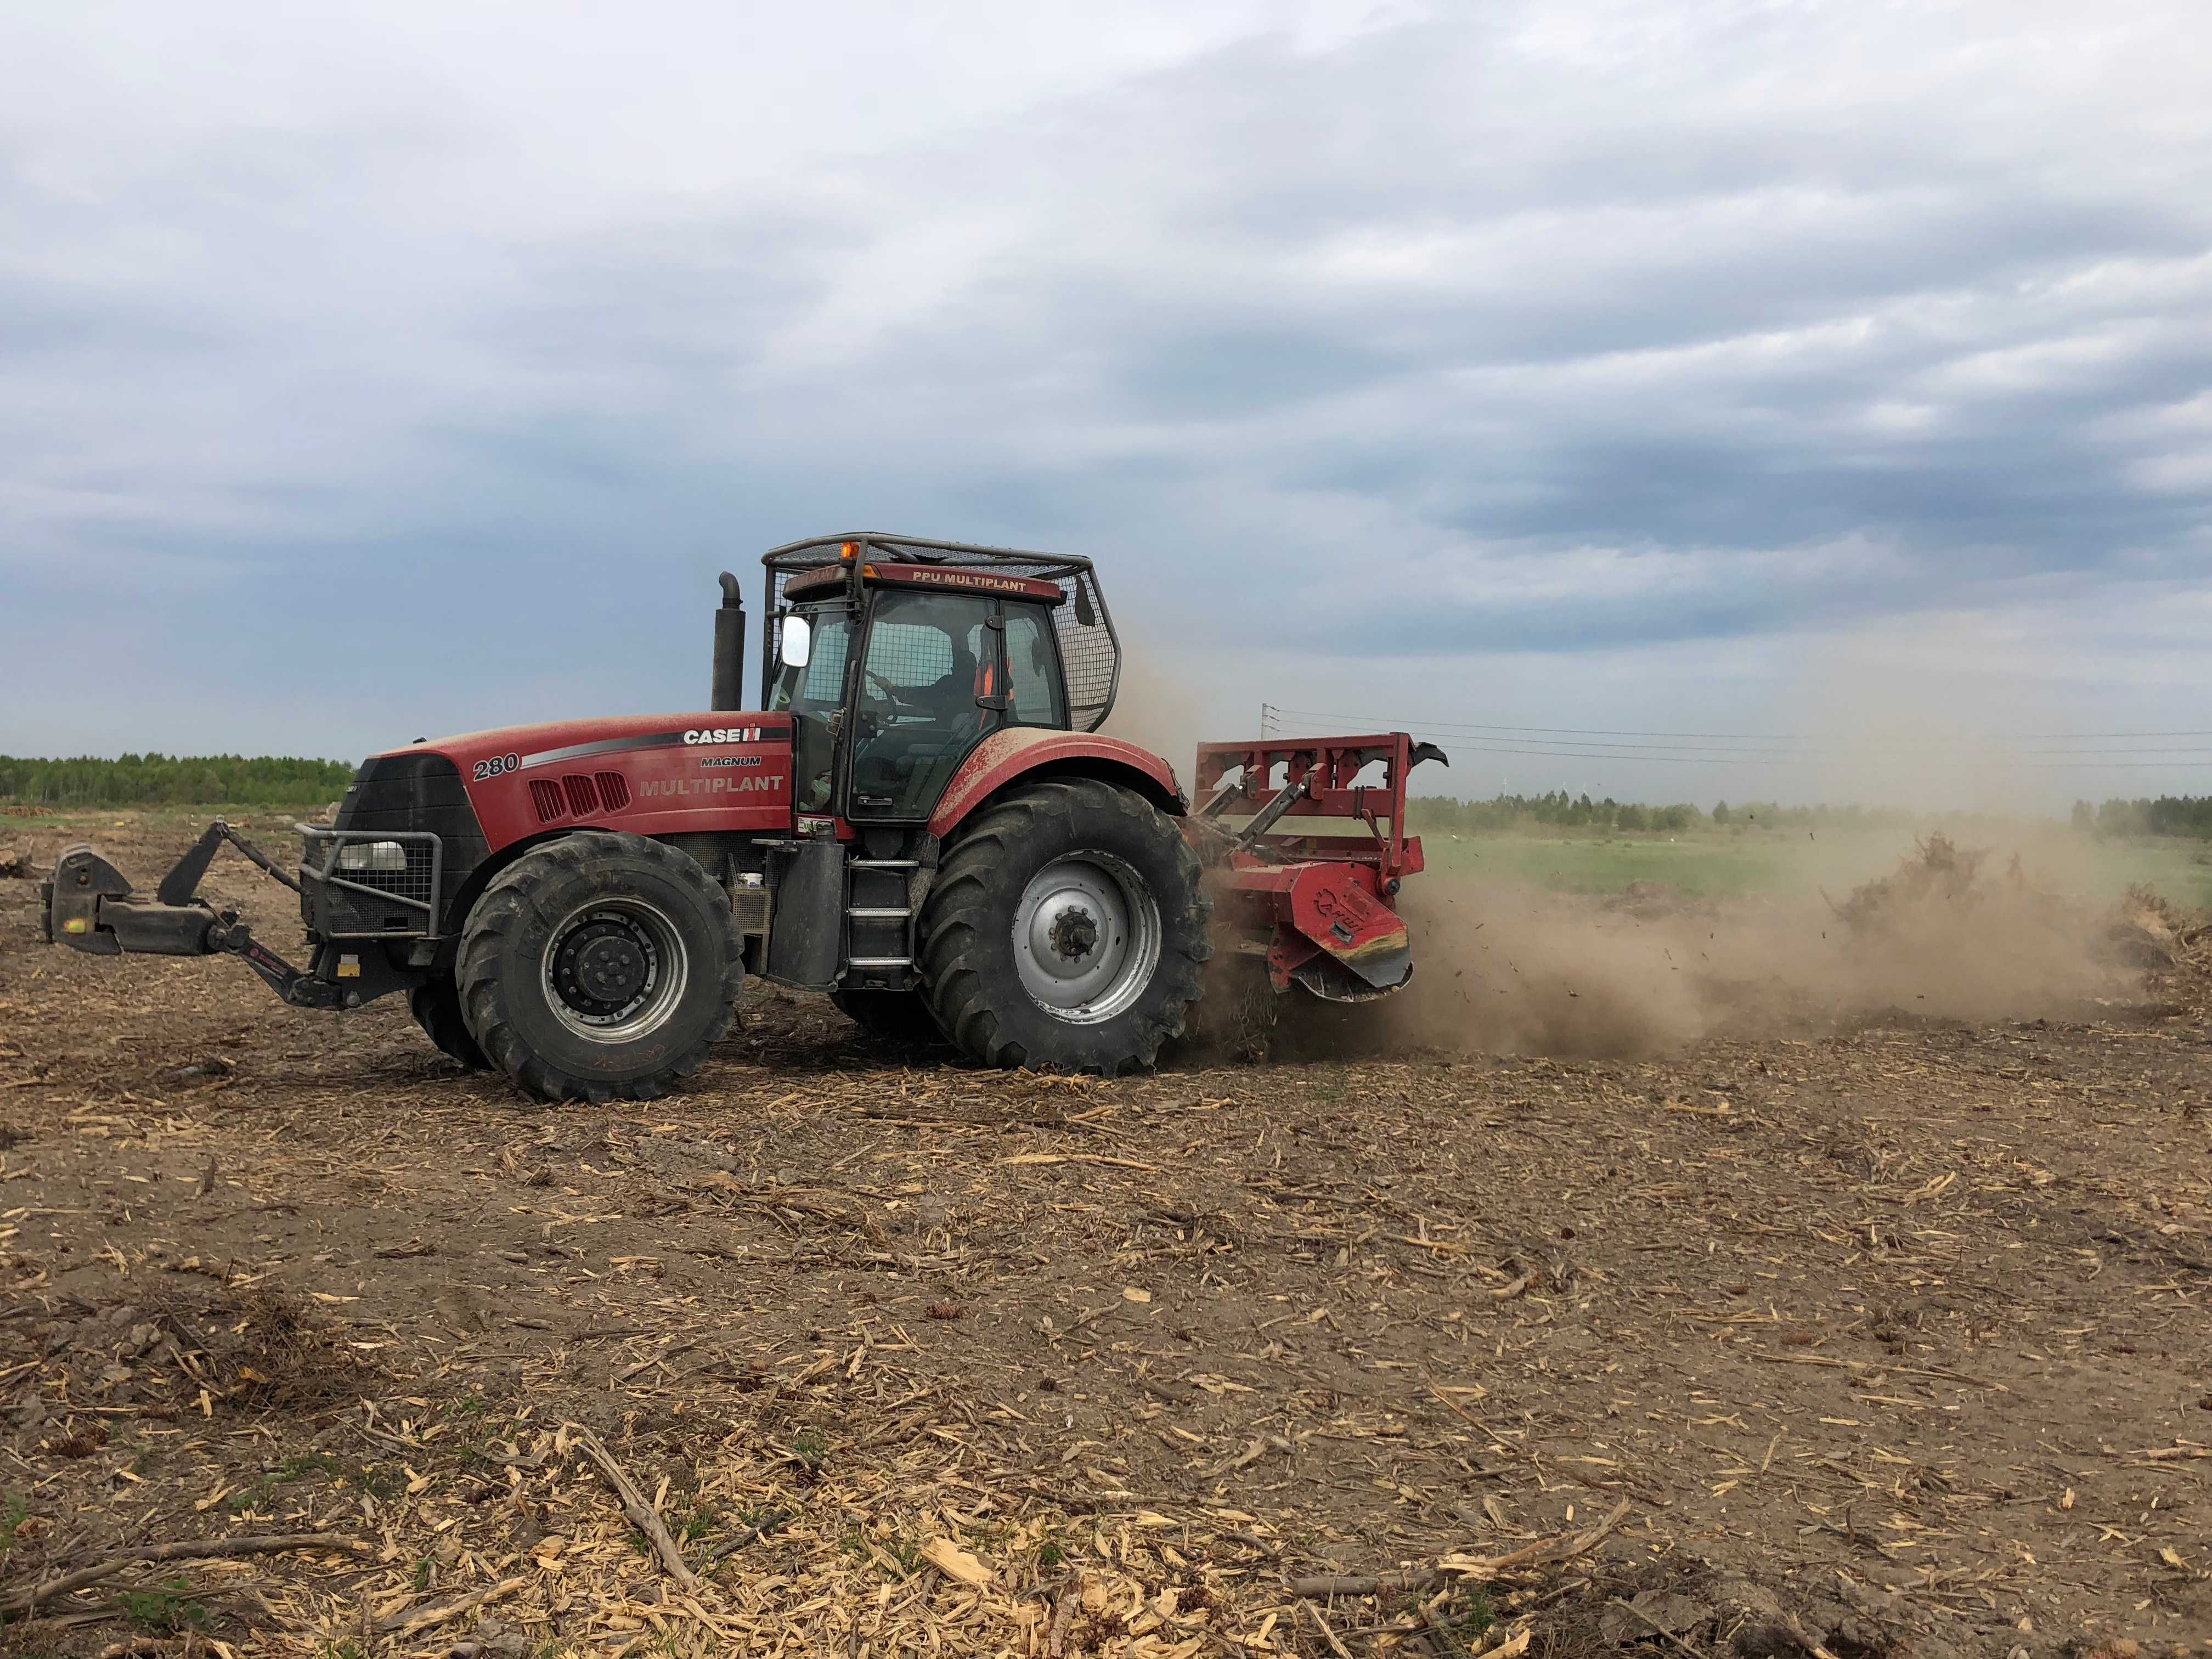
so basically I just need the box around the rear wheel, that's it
[410,972,488,1070]
[456,832,743,1103]
[918,778,1209,1073]
[832,988,944,1045]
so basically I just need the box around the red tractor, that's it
[43,534,1444,1099]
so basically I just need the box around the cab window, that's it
[768,608,853,714]
[1002,603,1065,727]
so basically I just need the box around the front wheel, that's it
[918,778,1210,1073]
[456,832,743,1103]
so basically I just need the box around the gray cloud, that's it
[2,0,2209,800]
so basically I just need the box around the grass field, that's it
[1417,822,2212,907]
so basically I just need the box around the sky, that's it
[3,0,2210,809]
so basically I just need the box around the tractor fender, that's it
[928,730,1183,838]
[438,826,579,942]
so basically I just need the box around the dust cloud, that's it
[1379,840,2156,1062]
[1101,647,1217,789]
[1115,630,2174,1062]
[1365,621,2186,1060]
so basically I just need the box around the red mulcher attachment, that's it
[1184,732,1447,1002]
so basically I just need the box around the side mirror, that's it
[781,614,812,671]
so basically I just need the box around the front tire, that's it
[918,778,1209,1073]
[456,832,743,1103]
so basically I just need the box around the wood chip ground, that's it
[1,815,2207,1656]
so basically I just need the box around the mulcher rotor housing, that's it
[44,532,1444,1101]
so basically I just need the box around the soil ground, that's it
[2,815,2209,1658]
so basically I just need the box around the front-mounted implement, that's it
[41,819,430,1008]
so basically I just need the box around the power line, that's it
[1402,741,1797,766]
[1280,733,1824,755]
[1995,729,2212,740]
[1265,705,1816,742]
[1255,706,2212,769]
[1263,703,2212,746]
[2024,744,2212,755]
[1265,703,2212,761]
[1415,741,2212,769]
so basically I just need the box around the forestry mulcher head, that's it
[42,532,1444,1100]
[1184,733,1449,1001]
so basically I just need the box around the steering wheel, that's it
[865,669,919,713]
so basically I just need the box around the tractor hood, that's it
[366,712,797,851]
[379,712,788,774]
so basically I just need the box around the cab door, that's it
[844,589,1002,822]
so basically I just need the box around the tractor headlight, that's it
[335,840,409,873]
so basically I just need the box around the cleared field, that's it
[1,814,2208,1658]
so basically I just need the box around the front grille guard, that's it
[297,825,444,937]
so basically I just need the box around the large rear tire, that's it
[456,832,743,1103]
[410,972,488,1071]
[832,988,945,1046]
[919,778,1209,1073]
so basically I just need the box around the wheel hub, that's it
[1012,855,1163,1025]
[1048,904,1099,963]
[543,902,687,1040]
[566,924,650,1005]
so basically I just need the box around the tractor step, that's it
[845,855,919,984]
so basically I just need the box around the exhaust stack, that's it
[710,571,747,711]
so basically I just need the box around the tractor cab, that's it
[754,536,1120,827]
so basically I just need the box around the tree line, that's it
[2071,797,2212,838]
[1410,791,2212,839]
[0,754,356,808]
[1408,792,1728,833]
[1404,792,1922,834]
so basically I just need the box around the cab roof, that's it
[762,531,1096,587]
[759,532,1120,732]
[781,558,1066,604]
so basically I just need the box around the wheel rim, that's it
[1012,853,1161,1025]
[540,898,690,1043]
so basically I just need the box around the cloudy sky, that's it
[3,1,2210,807]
